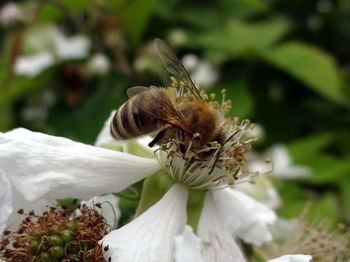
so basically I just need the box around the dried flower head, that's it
[265,206,350,262]
[1,204,109,262]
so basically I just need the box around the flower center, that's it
[156,92,257,190]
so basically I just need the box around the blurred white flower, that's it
[55,34,90,59]
[244,123,265,143]
[14,52,55,77]
[168,29,188,46]
[248,144,311,179]
[0,2,23,26]
[268,254,312,262]
[236,144,311,209]
[175,224,312,262]
[182,54,219,86]
[87,53,111,75]
[13,25,90,77]
[235,176,282,210]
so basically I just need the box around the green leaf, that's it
[47,75,128,144]
[0,106,13,131]
[214,78,254,118]
[277,182,339,223]
[287,132,334,163]
[119,0,155,47]
[197,17,291,63]
[262,42,348,105]
[0,71,53,106]
[61,0,90,12]
[306,193,340,224]
[339,177,350,221]
[36,4,64,23]
[277,183,307,218]
[304,154,350,184]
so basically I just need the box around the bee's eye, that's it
[193,132,201,141]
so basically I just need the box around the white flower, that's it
[236,144,311,209]
[235,176,282,210]
[14,52,55,77]
[0,2,23,25]
[13,25,90,77]
[87,53,111,75]
[268,254,312,262]
[0,111,276,261]
[248,144,311,179]
[174,226,312,262]
[55,34,90,60]
[182,54,218,86]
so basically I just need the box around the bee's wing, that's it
[132,89,193,135]
[154,38,203,101]
[126,86,149,98]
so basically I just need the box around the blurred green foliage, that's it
[1,0,350,226]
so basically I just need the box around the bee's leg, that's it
[148,129,167,147]
[208,149,221,174]
[178,128,185,142]
[177,129,187,153]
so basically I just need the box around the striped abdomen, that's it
[110,89,170,140]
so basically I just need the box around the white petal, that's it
[212,188,277,245]
[100,183,188,262]
[197,191,247,262]
[268,254,312,262]
[94,111,155,156]
[0,128,160,201]
[246,160,272,174]
[7,187,52,232]
[0,170,13,235]
[0,169,52,235]
[235,177,282,210]
[14,52,54,77]
[268,144,292,169]
[275,166,311,179]
[55,33,90,59]
[82,194,120,229]
[94,110,120,147]
[175,225,203,262]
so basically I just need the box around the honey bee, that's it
[110,38,225,151]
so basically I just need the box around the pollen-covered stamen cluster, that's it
[157,90,257,190]
[1,204,109,262]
